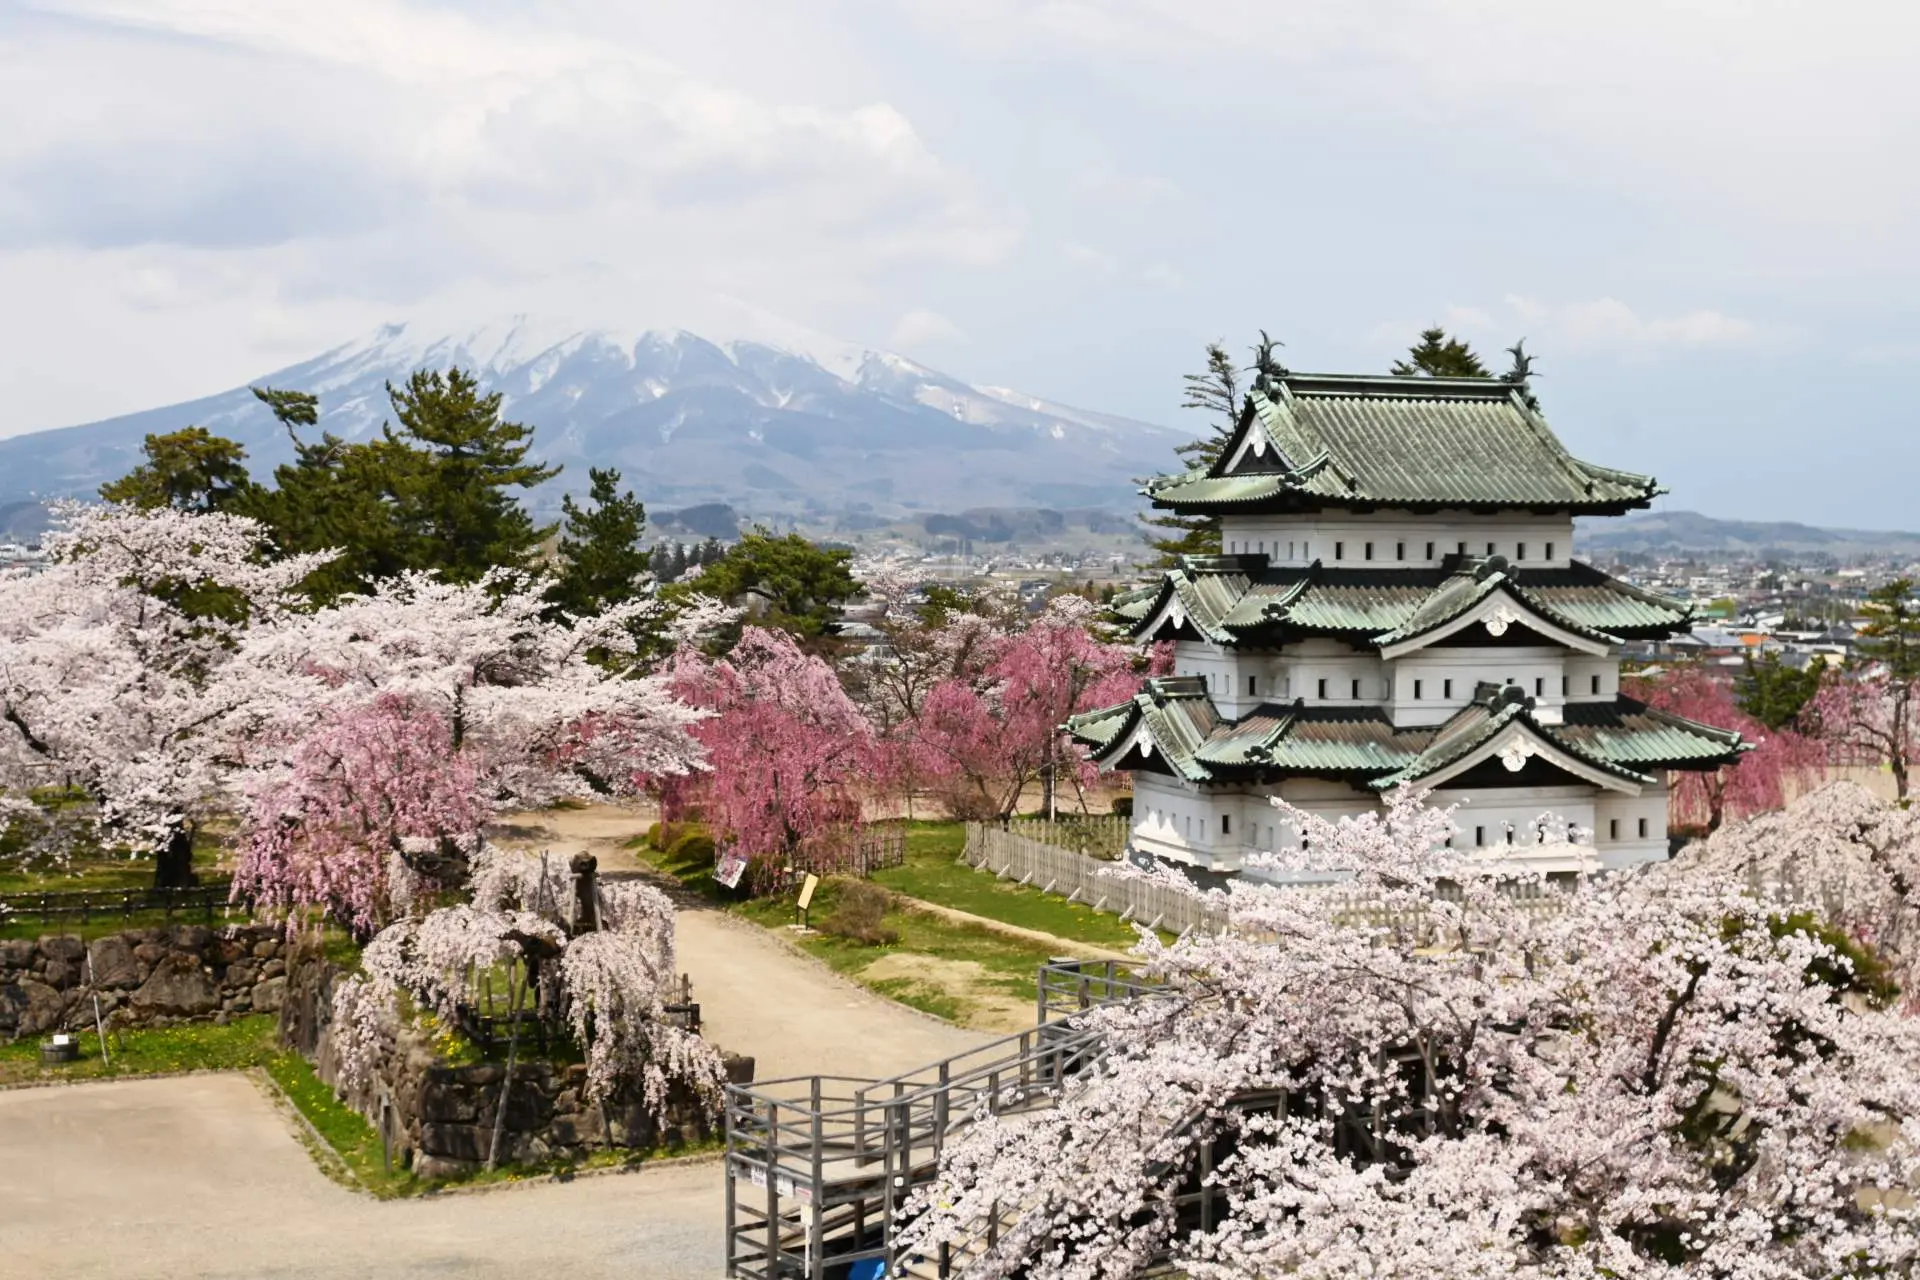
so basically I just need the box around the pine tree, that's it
[100,426,258,514]
[383,368,560,583]
[546,467,651,619]
[1391,328,1491,377]
[1142,333,1285,566]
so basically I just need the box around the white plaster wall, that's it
[1132,774,1245,871]
[1222,512,1574,568]
[1429,784,1597,851]
[1387,647,1571,726]
[1594,780,1670,868]
[1170,640,1390,716]
[1565,655,1619,703]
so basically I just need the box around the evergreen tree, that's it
[247,387,415,602]
[382,368,560,583]
[1391,328,1491,377]
[1142,333,1284,566]
[1735,650,1825,730]
[546,467,650,619]
[1857,578,1920,684]
[100,426,259,513]
[674,529,857,646]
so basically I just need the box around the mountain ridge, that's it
[0,317,1193,520]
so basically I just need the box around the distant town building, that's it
[1066,372,1746,876]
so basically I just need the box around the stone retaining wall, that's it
[0,924,290,1040]
[280,952,749,1179]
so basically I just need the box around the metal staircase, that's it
[722,959,1156,1280]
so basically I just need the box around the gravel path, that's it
[0,1074,724,1278]
[0,808,1004,1278]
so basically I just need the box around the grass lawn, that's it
[0,1013,282,1086]
[736,880,1062,1027]
[628,820,1147,1028]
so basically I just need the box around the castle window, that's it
[1317,678,1328,699]
[1351,679,1361,700]
[1591,675,1602,695]
[1609,819,1619,840]
[1335,541,1345,560]
[1457,541,1467,555]
[1364,541,1374,560]
[1534,677,1544,696]
[1221,814,1232,835]
[1516,542,1527,561]
[1487,541,1497,556]
[1638,818,1649,839]
[1425,541,1435,560]
[1474,825,1485,847]
[1396,541,1405,560]
[1546,541,1555,561]
[1414,679,1424,699]
[1562,676,1569,696]
[1444,679,1453,698]
[1247,674,1257,697]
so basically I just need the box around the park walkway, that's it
[0,806,996,1278]
[495,805,991,1081]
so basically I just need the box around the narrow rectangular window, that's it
[1609,819,1619,840]
[1443,679,1454,698]
[1506,825,1515,845]
[1335,541,1345,561]
[1317,678,1328,699]
[1517,542,1527,561]
[1475,825,1485,847]
[1638,818,1649,839]
[1289,541,1296,559]
[1487,541,1497,556]
[1414,679,1424,699]
[1546,541,1555,561]
[1425,541,1435,560]
[1351,678,1361,700]
[1534,677,1544,696]
[1457,540,1467,555]
[1222,814,1232,835]
[1562,675,1569,696]
[1247,674,1257,697]
[1364,541,1374,560]
[1591,674,1602,695]
[1396,541,1405,560]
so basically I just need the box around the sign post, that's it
[796,873,820,932]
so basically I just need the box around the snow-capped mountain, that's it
[0,317,1192,519]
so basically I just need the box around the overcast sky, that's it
[3,1,1917,527]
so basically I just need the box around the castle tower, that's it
[1067,373,1746,877]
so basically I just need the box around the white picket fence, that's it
[962,824,1581,939]
[964,824,1228,936]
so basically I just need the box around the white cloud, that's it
[0,0,1020,431]
[1500,296,1763,351]
[888,307,968,350]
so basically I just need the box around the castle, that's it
[1067,372,1746,878]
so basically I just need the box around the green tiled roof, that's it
[1067,683,1745,787]
[1132,556,1690,648]
[1143,373,1662,515]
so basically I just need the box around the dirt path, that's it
[0,1074,723,1278]
[893,898,1138,966]
[492,806,988,1082]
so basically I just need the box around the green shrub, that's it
[666,830,716,868]
[1109,796,1134,818]
[819,880,898,947]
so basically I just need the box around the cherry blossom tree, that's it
[230,570,709,930]
[1627,662,1820,833]
[911,596,1141,819]
[899,791,1920,1279]
[1809,669,1920,802]
[0,502,329,885]
[663,626,872,872]
[332,844,723,1127]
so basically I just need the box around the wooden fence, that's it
[795,822,907,878]
[964,824,1229,936]
[962,826,1585,939]
[0,879,239,928]
[1006,814,1131,860]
